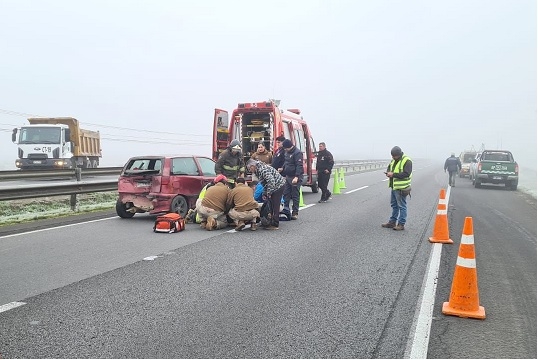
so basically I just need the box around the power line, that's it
[0,108,210,138]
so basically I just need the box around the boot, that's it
[381,221,396,228]
[235,220,245,231]
[206,217,216,231]
[291,212,298,220]
[393,224,405,231]
[250,222,257,231]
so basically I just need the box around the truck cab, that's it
[12,124,74,169]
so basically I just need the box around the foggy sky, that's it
[0,0,536,170]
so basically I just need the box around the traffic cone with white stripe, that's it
[442,217,486,319]
[428,189,453,244]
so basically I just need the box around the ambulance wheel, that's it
[170,195,188,218]
[116,200,135,218]
[310,182,319,193]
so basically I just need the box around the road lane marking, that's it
[0,301,26,313]
[405,186,451,359]
[0,217,117,239]
[405,244,443,359]
[345,186,368,194]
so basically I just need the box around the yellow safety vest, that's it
[389,155,412,190]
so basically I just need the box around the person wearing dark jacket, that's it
[271,136,286,171]
[315,142,334,203]
[281,139,304,220]
[215,139,245,189]
[444,152,462,187]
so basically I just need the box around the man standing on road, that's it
[281,139,304,220]
[382,146,412,231]
[271,136,286,172]
[316,142,334,203]
[444,152,462,187]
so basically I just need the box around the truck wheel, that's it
[509,181,518,191]
[474,179,481,188]
[170,195,188,217]
[116,199,135,218]
[310,182,319,193]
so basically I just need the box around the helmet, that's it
[214,174,228,184]
[230,139,241,150]
[390,146,403,157]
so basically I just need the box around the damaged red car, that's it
[116,155,216,218]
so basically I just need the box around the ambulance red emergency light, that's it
[212,100,319,193]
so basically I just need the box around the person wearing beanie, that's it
[444,152,462,187]
[271,135,287,171]
[382,146,413,231]
[316,142,334,203]
[281,139,304,220]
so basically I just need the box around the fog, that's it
[0,0,536,171]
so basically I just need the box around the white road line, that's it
[405,244,443,359]
[405,187,450,359]
[345,186,368,194]
[0,217,117,239]
[0,301,26,313]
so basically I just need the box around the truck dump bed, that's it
[27,117,101,157]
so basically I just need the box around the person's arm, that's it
[327,151,334,173]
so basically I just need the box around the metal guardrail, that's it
[0,161,388,202]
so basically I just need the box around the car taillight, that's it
[478,163,482,171]
[515,164,519,174]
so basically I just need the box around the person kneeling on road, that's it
[198,174,230,231]
[227,177,260,231]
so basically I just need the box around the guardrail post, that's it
[70,168,82,211]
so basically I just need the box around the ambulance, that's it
[212,100,319,193]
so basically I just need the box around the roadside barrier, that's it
[429,189,453,244]
[442,217,486,319]
[339,167,347,189]
[332,169,341,195]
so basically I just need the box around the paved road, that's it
[0,160,535,358]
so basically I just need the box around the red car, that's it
[116,155,216,218]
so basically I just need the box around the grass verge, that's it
[0,192,118,227]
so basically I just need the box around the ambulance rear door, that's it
[212,109,229,161]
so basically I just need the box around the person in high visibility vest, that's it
[382,146,413,231]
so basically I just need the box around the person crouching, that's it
[198,174,230,230]
[227,177,260,231]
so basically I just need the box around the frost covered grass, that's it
[0,192,118,226]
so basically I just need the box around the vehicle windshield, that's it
[19,127,61,144]
[463,153,476,162]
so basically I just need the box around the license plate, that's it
[493,176,502,180]
[136,182,150,187]
[33,160,42,164]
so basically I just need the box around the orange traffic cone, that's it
[442,217,486,319]
[429,189,453,244]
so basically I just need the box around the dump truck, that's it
[12,117,101,170]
